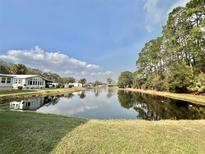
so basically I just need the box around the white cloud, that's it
[143,0,191,32]
[167,0,190,14]
[145,25,152,32]
[144,0,162,24]
[143,0,163,32]
[0,46,113,81]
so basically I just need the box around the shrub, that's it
[17,86,23,90]
[166,62,193,93]
[118,71,134,88]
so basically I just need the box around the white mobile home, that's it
[0,74,13,90]
[0,74,53,90]
[12,75,46,89]
[64,83,83,88]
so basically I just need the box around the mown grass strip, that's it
[0,87,85,104]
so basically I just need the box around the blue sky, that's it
[0,0,190,81]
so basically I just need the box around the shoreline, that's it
[119,88,205,106]
[1,87,205,106]
[0,87,85,104]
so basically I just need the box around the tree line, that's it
[0,59,112,88]
[0,60,87,86]
[119,0,205,93]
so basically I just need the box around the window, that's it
[28,80,32,85]
[7,78,11,84]
[32,78,37,85]
[1,77,6,83]
[18,79,22,84]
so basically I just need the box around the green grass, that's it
[0,110,87,154]
[0,89,35,95]
[52,120,205,154]
[0,88,84,97]
[1,111,205,154]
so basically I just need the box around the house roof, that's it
[13,75,54,82]
[11,75,39,78]
[0,74,13,77]
[0,74,53,82]
[0,74,38,78]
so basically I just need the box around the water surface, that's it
[1,88,205,120]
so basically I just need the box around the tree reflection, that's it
[118,90,205,120]
[42,96,60,107]
[64,93,74,99]
[94,89,101,97]
[107,88,115,98]
[118,91,136,109]
[79,92,86,99]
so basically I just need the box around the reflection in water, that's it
[94,89,100,97]
[64,93,74,99]
[107,88,116,98]
[118,91,205,120]
[79,92,86,99]
[10,96,59,110]
[2,88,205,120]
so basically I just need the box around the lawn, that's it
[1,111,205,154]
[0,89,36,95]
[0,110,87,154]
[0,88,84,97]
[52,120,205,154]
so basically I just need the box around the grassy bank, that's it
[0,87,85,104]
[53,120,205,154]
[119,88,205,106]
[1,111,205,154]
[0,110,87,154]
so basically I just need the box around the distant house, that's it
[48,82,59,88]
[64,83,83,88]
[0,74,13,90]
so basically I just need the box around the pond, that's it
[1,88,205,120]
